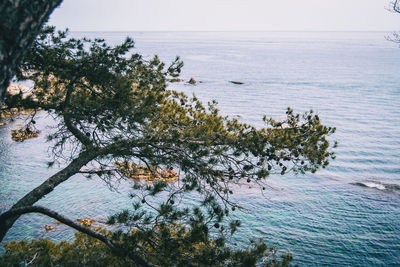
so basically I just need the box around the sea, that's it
[1,31,400,266]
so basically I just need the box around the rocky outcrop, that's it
[114,161,178,183]
[11,127,40,142]
[77,218,95,227]
[6,82,31,98]
[188,78,196,84]
[0,82,36,126]
[44,225,54,231]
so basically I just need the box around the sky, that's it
[49,0,400,31]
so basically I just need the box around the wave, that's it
[351,181,400,192]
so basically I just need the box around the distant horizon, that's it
[49,0,400,32]
[66,29,397,33]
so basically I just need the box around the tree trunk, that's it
[0,149,96,242]
[0,0,63,102]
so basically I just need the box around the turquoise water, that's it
[1,31,400,266]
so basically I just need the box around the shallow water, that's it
[1,31,400,266]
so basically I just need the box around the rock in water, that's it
[168,78,184,83]
[77,218,95,227]
[11,127,40,142]
[229,81,244,85]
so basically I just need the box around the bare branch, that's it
[393,0,400,13]
[25,252,38,266]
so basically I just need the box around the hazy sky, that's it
[49,0,400,31]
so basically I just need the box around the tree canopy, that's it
[0,27,336,266]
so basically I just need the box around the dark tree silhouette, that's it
[0,0,63,102]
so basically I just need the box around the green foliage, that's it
[0,227,292,266]
[0,229,131,267]
[14,27,335,180]
[2,26,336,265]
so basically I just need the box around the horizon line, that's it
[67,29,397,33]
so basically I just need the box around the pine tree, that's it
[0,27,336,266]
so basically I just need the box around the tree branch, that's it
[394,0,400,13]
[62,82,94,147]
[0,149,98,242]
[0,205,157,267]
[0,206,112,246]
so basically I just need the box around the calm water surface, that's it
[1,31,400,266]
